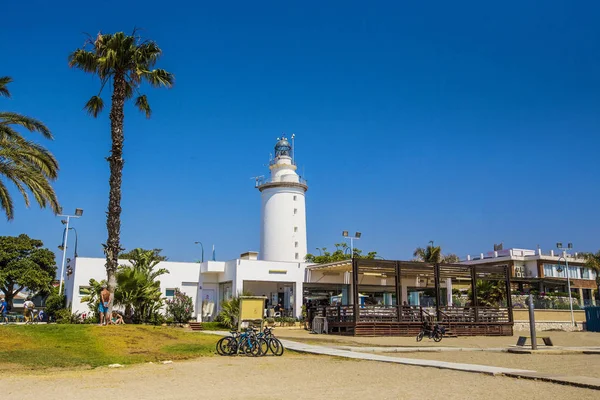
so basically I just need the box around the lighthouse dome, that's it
[274,137,291,158]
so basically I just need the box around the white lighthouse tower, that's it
[258,136,308,262]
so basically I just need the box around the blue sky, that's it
[1,1,599,263]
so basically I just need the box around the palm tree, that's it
[69,32,174,311]
[413,242,441,263]
[0,76,60,220]
[412,241,460,263]
[582,251,600,300]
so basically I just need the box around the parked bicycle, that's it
[416,322,445,342]
[256,326,284,356]
[217,327,264,356]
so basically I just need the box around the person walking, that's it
[99,286,110,326]
[23,297,35,323]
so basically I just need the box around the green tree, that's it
[412,241,460,264]
[468,280,505,307]
[69,32,174,312]
[115,248,169,323]
[305,242,378,264]
[582,251,600,298]
[0,76,60,220]
[0,234,56,307]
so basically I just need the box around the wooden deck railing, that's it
[438,306,510,324]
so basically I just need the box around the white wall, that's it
[66,257,201,316]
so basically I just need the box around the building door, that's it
[202,289,216,321]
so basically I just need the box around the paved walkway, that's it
[206,331,600,390]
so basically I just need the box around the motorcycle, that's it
[416,322,445,342]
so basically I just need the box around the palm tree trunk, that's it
[105,72,126,315]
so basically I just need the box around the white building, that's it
[65,137,311,319]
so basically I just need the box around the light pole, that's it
[58,227,79,258]
[194,241,205,263]
[556,242,575,326]
[342,231,361,259]
[58,208,83,295]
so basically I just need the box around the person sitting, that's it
[111,311,125,325]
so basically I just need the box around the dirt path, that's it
[1,354,598,399]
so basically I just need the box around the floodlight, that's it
[75,208,84,217]
[355,232,362,239]
[556,242,562,249]
[342,231,349,237]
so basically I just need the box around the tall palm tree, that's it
[0,76,60,220]
[69,32,174,311]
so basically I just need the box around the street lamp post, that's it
[342,231,362,259]
[556,242,575,327]
[59,227,79,258]
[194,241,205,263]
[58,208,83,295]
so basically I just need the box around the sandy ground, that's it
[1,354,598,400]
[376,351,600,378]
[275,328,600,348]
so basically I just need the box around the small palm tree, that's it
[413,241,442,263]
[0,76,60,220]
[413,241,460,264]
[69,31,174,312]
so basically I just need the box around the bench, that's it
[516,336,553,346]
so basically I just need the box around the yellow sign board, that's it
[238,296,267,331]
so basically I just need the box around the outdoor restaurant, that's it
[304,259,514,336]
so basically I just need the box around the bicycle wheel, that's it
[245,338,261,357]
[218,337,237,355]
[269,338,284,356]
[433,331,443,342]
[257,338,269,356]
[416,331,424,342]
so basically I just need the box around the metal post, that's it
[528,293,537,350]
[58,216,70,295]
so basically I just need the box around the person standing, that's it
[0,295,8,324]
[99,286,110,326]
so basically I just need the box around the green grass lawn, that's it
[0,324,219,371]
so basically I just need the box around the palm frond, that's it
[0,76,12,98]
[142,69,174,88]
[68,49,99,73]
[0,180,15,220]
[134,95,151,118]
[0,112,53,139]
[84,96,104,117]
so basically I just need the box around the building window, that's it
[294,226,298,233]
[293,195,297,201]
[568,266,578,279]
[295,253,299,260]
[581,268,590,279]
[165,289,176,297]
[293,208,297,215]
[13,299,24,305]
[543,264,553,278]
[295,241,298,248]
[79,286,91,296]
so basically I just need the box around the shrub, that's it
[45,292,66,319]
[165,289,193,324]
